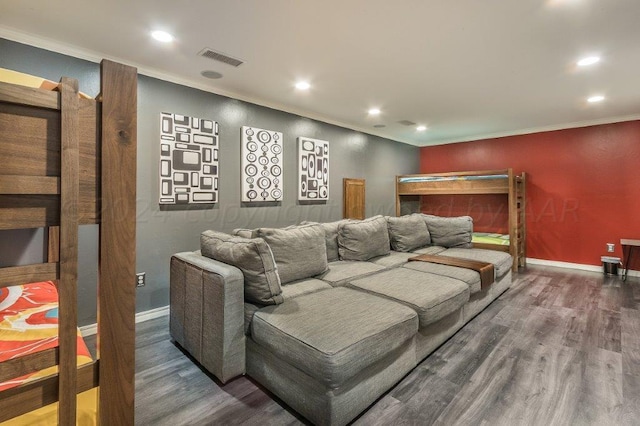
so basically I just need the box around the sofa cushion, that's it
[280,278,332,300]
[301,220,349,262]
[256,225,328,284]
[369,251,416,268]
[387,215,431,252]
[318,260,385,287]
[403,261,482,294]
[201,230,283,305]
[437,247,513,278]
[251,287,418,389]
[233,228,256,239]
[412,245,447,255]
[421,215,473,248]
[338,216,390,261]
[348,268,470,328]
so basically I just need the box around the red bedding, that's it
[0,281,92,391]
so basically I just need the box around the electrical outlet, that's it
[136,272,146,287]
[607,243,615,253]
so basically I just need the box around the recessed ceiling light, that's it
[577,56,600,67]
[587,95,605,103]
[295,81,310,90]
[201,70,223,79]
[368,108,381,115]
[151,30,174,43]
[416,125,427,131]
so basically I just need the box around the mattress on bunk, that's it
[0,68,92,98]
[472,232,510,246]
[399,174,509,183]
[0,281,92,391]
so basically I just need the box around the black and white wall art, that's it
[298,137,329,201]
[159,112,219,204]
[241,126,283,202]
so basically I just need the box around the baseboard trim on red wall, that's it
[526,258,639,278]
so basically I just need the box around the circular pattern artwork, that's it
[241,126,283,201]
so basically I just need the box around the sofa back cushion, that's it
[421,215,473,248]
[201,230,283,305]
[301,219,349,262]
[387,214,431,252]
[338,216,390,261]
[232,228,256,239]
[256,224,329,284]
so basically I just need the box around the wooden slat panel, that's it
[98,60,137,425]
[0,176,60,194]
[0,263,58,288]
[397,178,510,195]
[57,77,80,425]
[0,348,58,383]
[0,361,99,423]
[48,226,60,263]
[0,80,60,110]
[0,195,59,229]
[398,169,510,179]
[78,98,100,224]
[0,103,60,176]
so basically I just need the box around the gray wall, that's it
[0,38,420,325]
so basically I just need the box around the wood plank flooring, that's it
[134,267,640,425]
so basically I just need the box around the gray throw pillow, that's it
[201,230,283,305]
[421,214,473,248]
[301,219,349,262]
[338,215,390,261]
[387,215,431,252]
[256,224,328,284]
[233,228,256,239]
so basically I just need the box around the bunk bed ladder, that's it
[0,60,136,424]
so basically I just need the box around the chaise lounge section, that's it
[170,213,513,425]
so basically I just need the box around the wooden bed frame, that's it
[395,169,526,271]
[0,60,137,424]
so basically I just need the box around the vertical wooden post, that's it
[507,168,518,271]
[58,77,80,425]
[97,60,137,425]
[47,227,60,263]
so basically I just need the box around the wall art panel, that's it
[241,126,283,202]
[159,112,219,204]
[298,137,329,201]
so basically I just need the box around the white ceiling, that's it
[2,0,640,146]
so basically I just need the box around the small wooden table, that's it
[621,239,640,282]
[408,254,495,289]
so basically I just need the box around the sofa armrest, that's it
[170,251,246,383]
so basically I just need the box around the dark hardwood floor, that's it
[134,266,640,425]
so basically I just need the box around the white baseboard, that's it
[526,257,640,278]
[79,305,169,337]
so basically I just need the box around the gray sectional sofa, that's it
[169,214,513,426]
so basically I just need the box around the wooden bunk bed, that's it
[396,169,526,271]
[0,60,137,424]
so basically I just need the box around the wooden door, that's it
[343,178,365,219]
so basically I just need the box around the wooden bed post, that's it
[97,60,137,425]
[58,76,80,425]
[507,168,518,271]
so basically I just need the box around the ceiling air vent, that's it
[398,120,416,126]
[198,48,244,67]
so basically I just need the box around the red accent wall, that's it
[420,120,640,270]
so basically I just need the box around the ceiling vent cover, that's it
[198,48,244,67]
[398,120,416,126]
